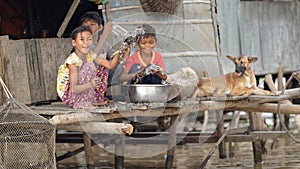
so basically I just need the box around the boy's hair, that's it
[80,11,103,25]
[71,26,92,40]
[142,24,156,38]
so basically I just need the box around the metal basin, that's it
[123,84,172,103]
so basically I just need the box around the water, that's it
[56,121,300,169]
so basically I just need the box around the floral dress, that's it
[57,51,106,108]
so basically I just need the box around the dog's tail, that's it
[198,78,205,86]
[191,88,199,98]
[192,78,208,98]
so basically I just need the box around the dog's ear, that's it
[226,55,235,61]
[248,56,258,63]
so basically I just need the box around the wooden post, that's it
[83,132,95,169]
[277,65,289,130]
[249,111,265,163]
[229,111,240,158]
[216,110,226,158]
[165,115,178,169]
[56,0,81,37]
[115,135,125,169]
[210,0,223,75]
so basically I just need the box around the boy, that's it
[120,24,167,84]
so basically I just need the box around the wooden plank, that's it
[0,36,14,103]
[55,38,73,70]
[0,38,4,78]
[57,122,132,134]
[25,39,46,102]
[0,36,11,104]
[37,39,54,100]
[7,39,31,104]
[38,38,72,101]
[233,103,300,115]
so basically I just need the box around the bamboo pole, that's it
[293,71,300,84]
[56,0,80,37]
[265,74,277,92]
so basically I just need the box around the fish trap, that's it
[0,78,56,169]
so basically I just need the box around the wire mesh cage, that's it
[0,78,56,169]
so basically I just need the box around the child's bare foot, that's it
[93,100,108,107]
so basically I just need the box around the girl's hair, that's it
[70,26,92,53]
[71,25,92,40]
[142,24,156,38]
[80,11,103,26]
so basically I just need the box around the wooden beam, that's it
[113,19,213,25]
[228,103,300,114]
[57,122,133,135]
[57,0,81,37]
[45,88,300,125]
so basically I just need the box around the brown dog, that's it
[192,55,278,98]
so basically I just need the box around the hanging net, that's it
[0,78,56,169]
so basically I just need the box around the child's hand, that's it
[135,70,144,78]
[150,68,159,74]
[102,21,112,38]
[91,78,101,88]
[120,45,131,59]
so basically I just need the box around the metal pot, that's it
[123,84,172,103]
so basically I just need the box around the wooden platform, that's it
[27,87,300,169]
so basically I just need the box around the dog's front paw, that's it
[237,92,249,96]
[226,93,233,97]
[272,91,281,96]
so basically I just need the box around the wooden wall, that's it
[217,0,300,75]
[106,0,223,77]
[0,36,72,105]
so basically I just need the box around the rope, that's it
[276,73,300,143]
[198,111,240,169]
[0,77,13,99]
[276,100,300,143]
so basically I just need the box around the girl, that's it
[80,11,116,104]
[57,26,128,109]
